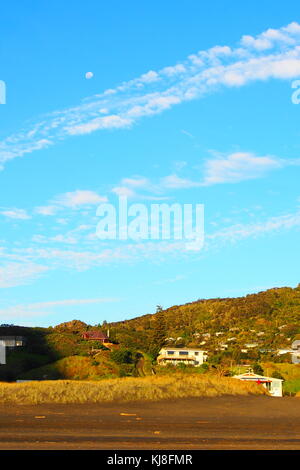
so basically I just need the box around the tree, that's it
[110,348,133,364]
[148,311,166,359]
[252,363,264,375]
[271,370,284,380]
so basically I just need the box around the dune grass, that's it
[0,373,267,405]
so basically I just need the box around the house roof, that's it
[233,372,283,382]
[82,330,108,339]
[160,347,207,352]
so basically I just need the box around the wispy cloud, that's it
[207,210,300,245]
[1,207,300,277]
[0,297,119,320]
[111,152,300,195]
[53,190,107,208]
[0,208,31,220]
[201,152,284,185]
[0,262,48,288]
[35,190,107,216]
[1,22,300,167]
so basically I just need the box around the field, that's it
[0,373,267,405]
[0,395,299,450]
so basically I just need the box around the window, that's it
[167,351,174,355]
[179,351,189,355]
[194,352,199,355]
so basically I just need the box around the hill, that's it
[105,285,300,362]
[0,284,299,381]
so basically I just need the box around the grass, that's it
[19,354,120,381]
[0,373,268,404]
[262,363,300,381]
[284,379,300,395]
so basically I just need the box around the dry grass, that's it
[0,373,267,405]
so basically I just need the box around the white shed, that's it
[233,371,283,397]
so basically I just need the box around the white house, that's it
[276,341,300,364]
[233,371,283,397]
[291,340,300,364]
[0,336,25,347]
[157,348,208,367]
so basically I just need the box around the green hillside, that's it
[106,285,300,362]
[0,285,299,381]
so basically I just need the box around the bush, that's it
[199,363,209,373]
[271,370,284,380]
[110,348,133,365]
[252,363,264,375]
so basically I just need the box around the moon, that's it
[85,72,94,79]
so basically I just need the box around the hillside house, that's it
[233,371,283,397]
[291,340,300,364]
[0,336,25,347]
[82,330,109,342]
[292,340,300,350]
[276,341,300,364]
[157,348,208,367]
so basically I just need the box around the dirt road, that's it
[0,395,299,449]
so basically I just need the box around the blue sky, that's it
[1,0,300,327]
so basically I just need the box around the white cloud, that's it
[67,115,132,136]
[54,190,107,208]
[160,174,199,189]
[0,297,119,320]
[201,152,283,185]
[0,262,48,288]
[2,22,300,167]
[35,205,58,216]
[208,211,300,245]
[111,186,136,198]
[0,208,31,220]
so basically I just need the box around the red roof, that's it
[82,331,108,341]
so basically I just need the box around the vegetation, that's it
[106,285,300,364]
[0,373,267,404]
[0,285,299,382]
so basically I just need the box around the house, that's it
[0,336,25,347]
[157,348,208,367]
[233,370,283,397]
[277,348,293,355]
[292,340,300,350]
[276,341,300,364]
[291,340,300,364]
[82,330,109,342]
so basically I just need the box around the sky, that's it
[1,0,300,327]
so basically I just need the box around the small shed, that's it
[233,371,283,397]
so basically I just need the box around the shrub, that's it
[110,348,133,365]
